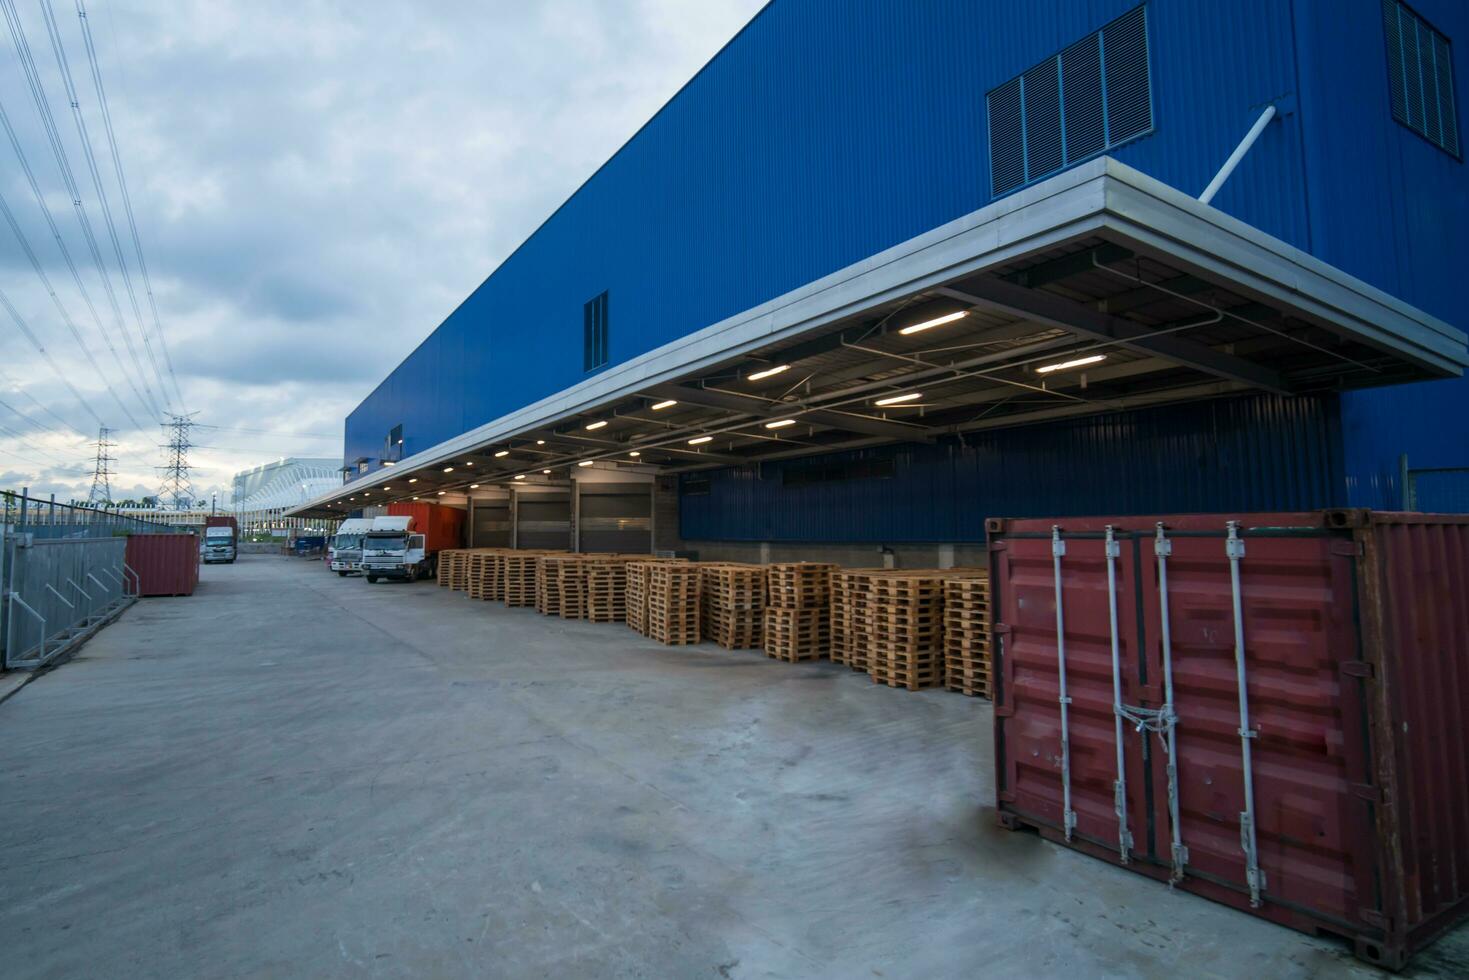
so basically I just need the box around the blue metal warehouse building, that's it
[293,0,1468,561]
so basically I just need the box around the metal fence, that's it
[1,489,189,670]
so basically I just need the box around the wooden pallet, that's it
[766,562,834,609]
[647,563,701,645]
[584,560,628,623]
[864,571,954,691]
[944,575,991,698]
[625,558,687,636]
[762,606,828,662]
[699,563,766,649]
[830,569,873,669]
[503,553,541,607]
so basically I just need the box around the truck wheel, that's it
[406,566,418,583]
[337,570,348,577]
[367,575,378,584]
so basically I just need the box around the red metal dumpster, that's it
[987,510,1468,970]
[125,533,200,597]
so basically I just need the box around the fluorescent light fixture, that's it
[494,450,509,458]
[585,420,608,430]
[397,438,403,444]
[874,392,922,406]
[469,484,480,489]
[514,475,525,480]
[408,478,418,484]
[464,461,473,466]
[629,451,641,457]
[765,418,797,429]
[412,496,419,500]
[443,466,454,473]
[382,486,391,490]
[688,435,713,445]
[542,469,551,474]
[651,399,677,410]
[437,491,445,496]
[536,439,546,445]
[1035,354,1106,374]
[898,310,967,335]
[382,461,394,466]
[747,364,790,381]
[349,497,355,501]
[578,460,594,467]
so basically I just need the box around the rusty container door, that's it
[989,512,1426,969]
[124,533,200,597]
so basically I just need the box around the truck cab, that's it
[329,518,375,575]
[361,516,434,583]
[202,525,237,564]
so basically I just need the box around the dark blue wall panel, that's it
[345,0,1469,517]
[679,394,1345,541]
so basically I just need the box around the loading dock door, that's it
[577,482,651,553]
[514,490,571,550]
[470,495,511,547]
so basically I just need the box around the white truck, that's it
[202,525,237,564]
[360,515,432,583]
[329,517,375,576]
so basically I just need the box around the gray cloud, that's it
[0,0,765,502]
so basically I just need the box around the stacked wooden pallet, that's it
[466,552,491,599]
[625,558,685,636]
[647,562,702,645]
[763,562,833,662]
[437,549,462,587]
[584,558,630,623]
[534,555,561,615]
[555,556,588,619]
[503,552,541,607]
[830,569,878,670]
[943,575,992,698]
[700,563,766,649]
[867,571,948,691]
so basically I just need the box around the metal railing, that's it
[1,488,180,670]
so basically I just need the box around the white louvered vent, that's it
[1383,0,1460,157]
[987,4,1154,197]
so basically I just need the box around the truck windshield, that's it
[366,535,406,551]
[205,529,231,538]
[333,534,362,550]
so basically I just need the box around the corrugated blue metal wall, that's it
[1288,0,1469,508]
[345,0,1468,520]
[679,394,1345,541]
[346,0,1316,464]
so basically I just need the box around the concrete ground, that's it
[1,556,1464,979]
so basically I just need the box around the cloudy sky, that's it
[0,0,765,505]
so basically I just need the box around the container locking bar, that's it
[1051,526,1076,840]
[1154,524,1186,881]
[1226,520,1266,907]
[1104,525,1133,863]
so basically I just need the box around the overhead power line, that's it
[0,282,106,429]
[0,175,144,430]
[36,0,174,413]
[0,361,87,437]
[0,0,163,419]
[72,0,185,410]
[0,91,155,428]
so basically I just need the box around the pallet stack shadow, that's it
[700,563,766,649]
[763,563,833,662]
[943,575,991,697]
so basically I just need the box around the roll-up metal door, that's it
[471,496,511,547]
[577,481,651,554]
[515,490,571,550]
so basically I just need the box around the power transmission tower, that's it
[88,425,116,506]
[157,413,198,510]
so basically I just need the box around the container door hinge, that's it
[1330,540,1364,557]
[989,540,1009,552]
[994,705,1015,718]
[1350,782,1383,804]
[1340,660,1375,679]
[993,624,1013,636]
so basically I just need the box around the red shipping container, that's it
[987,510,1468,970]
[125,533,201,597]
[385,501,464,554]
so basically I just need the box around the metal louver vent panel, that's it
[1103,7,1152,143]
[1382,0,1461,158]
[1061,36,1106,162]
[986,4,1154,197]
[988,77,1024,196]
